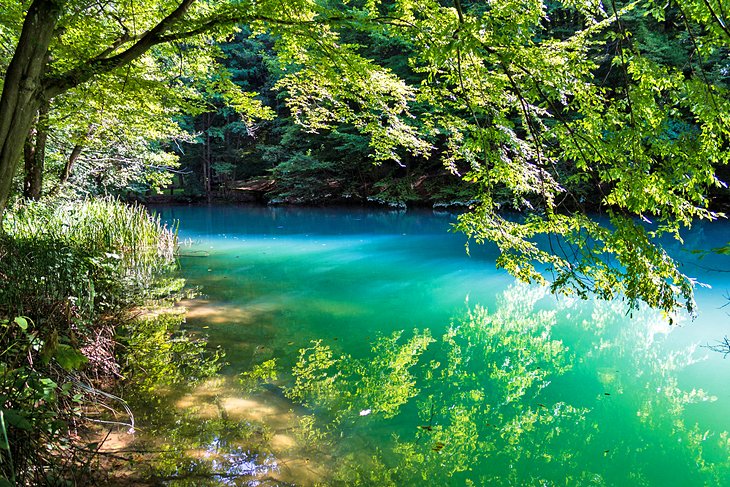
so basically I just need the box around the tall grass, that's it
[1,197,179,325]
[2,197,178,280]
[0,197,181,485]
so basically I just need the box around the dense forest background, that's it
[170,27,468,207]
[7,2,729,211]
[172,18,730,210]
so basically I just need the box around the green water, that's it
[153,205,730,486]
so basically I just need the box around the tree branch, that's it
[43,0,199,98]
[701,0,730,41]
[41,5,400,99]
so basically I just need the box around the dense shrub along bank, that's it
[0,198,209,485]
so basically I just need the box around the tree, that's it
[0,0,423,219]
[0,0,246,213]
[44,44,222,197]
[22,99,49,200]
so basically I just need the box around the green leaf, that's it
[40,378,57,393]
[2,409,32,431]
[0,477,12,487]
[54,344,88,371]
[13,316,28,331]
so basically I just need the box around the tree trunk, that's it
[23,99,50,200]
[204,113,212,202]
[61,143,82,186]
[0,0,62,221]
[58,126,95,188]
[0,0,200,222]
[23,125,36,193]
[48,141,84,196]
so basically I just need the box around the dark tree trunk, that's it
[204,112,212,202]
[58,126,95,189]
[22,99,49,200]
[0,0,62,220]
[23,130,37,198]
[60,143,83,186]
[23,127,36,191]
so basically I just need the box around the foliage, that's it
[141,0,730,314]
[0,315,90,485]
[239,358,278,394]
[455,209,698,319]
[1,197,179,321]
[46,69,191,197]
[119,310,223,396]
[176,28,469,207]
[356,0,728,315]
[287,330,433,422]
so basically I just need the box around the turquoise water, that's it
[154,205,730,486]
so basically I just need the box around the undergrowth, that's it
[0,197,215,485]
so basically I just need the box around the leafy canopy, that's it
[254,0,729,315]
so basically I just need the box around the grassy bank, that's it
[0,198,219,485]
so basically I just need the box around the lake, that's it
[151,204,730,486]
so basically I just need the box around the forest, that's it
[1,0,730,485]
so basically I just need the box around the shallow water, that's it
[152,205,730,486]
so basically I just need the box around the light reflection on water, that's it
[148,205,730,486]
[205,444,278,487]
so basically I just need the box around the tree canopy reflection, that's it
[283,286,730,485]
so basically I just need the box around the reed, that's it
[1,197,179,323]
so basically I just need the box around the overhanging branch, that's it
[43,0,198,98]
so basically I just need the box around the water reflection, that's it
[278,285,729,485]
[126,284,730,486]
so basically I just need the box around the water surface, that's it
[152,205,730,486]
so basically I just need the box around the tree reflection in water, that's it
[286,285,730,485]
